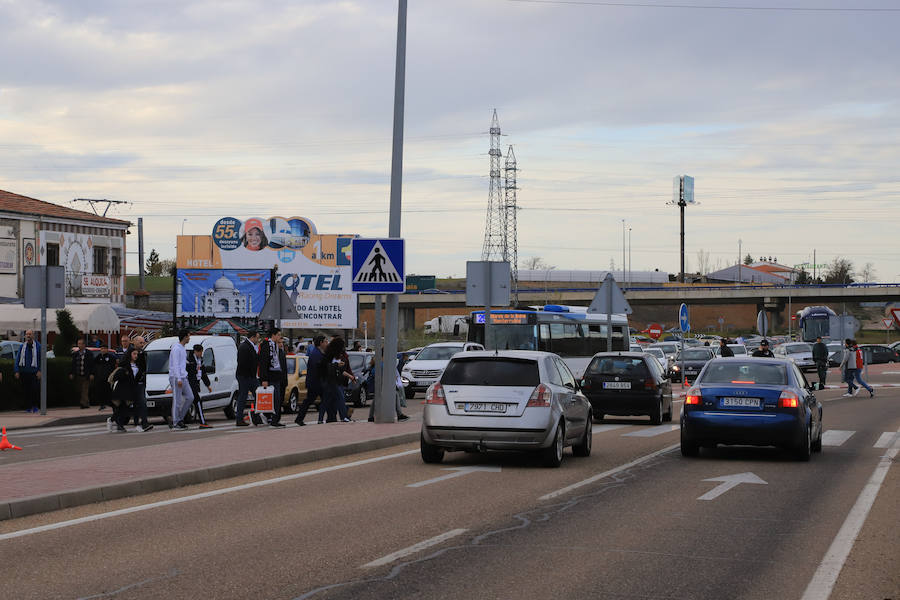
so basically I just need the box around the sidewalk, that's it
[0,406,110,431]
[0,418,421,522]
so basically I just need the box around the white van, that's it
[143,335,239,423]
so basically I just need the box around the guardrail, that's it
[402,282,900,295]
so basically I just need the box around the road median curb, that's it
[1,431,419,522]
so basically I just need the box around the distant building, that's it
[0,189,130,304]
[705,261,798,284]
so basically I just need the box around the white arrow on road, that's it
[407,465,501,488]
[698,472,767,501]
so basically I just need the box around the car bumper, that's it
[681,411,805,447]
[585,391,661,417]
[422,406,557,451]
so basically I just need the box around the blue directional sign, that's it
[679,303,690,333]
[351,238,405,293]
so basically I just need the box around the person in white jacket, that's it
[168,329,193,429]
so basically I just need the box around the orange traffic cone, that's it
[0,427,22,451]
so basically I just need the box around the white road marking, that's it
[591,424,628,434]
[361,529,469,568]
[539,443,680,501]
[697,472,767,501]
[881,371,900,375]
[10,424,105,438]
[621,424,679,437]
[406,465,501,488]
[873,432,898,449]
[821,430,855,447]
[0,449,419,541]
[801,429,900,600]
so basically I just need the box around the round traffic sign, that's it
[647,323,663,340]
[679,303,690,333]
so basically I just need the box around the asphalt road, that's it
[1,386,898,599]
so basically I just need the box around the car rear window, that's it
[787,344,812,354]
[441,358,540,386]
[586,357,650,378]
[700,362,787,385]
[680,349,712,360]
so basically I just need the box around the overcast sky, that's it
[1,0,898,281]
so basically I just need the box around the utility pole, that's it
[628,227,632,288]
[72,198,129,217]
[669,176,695,284]
[621,219,626,284]
[738,239,742,285]
[138,217,146,291]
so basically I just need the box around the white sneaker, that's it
[134,426,143,432]
[851,387,860,396]
[106,417,113,432]
[841,392,852,397]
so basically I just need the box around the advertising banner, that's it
[176,216,357,329]
[81,275,111,296]
[0,238,15,273]
[177,269,270,318]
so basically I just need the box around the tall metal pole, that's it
[738,238,742,285]
[373,295,383,415]
[138,217,145,291]
[378,0,407,423]
[679,201,686,283]
[628,227,632,288]
[621,219,626,282]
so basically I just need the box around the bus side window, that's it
[538,324,551,352]
[588,325,608,353]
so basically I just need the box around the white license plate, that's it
[721,397,760,408]
[146,400,156,408]
[603,382,632,390]
[464,402,507,413]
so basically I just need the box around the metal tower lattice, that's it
[503,145,518,304]
[481,109,505,262]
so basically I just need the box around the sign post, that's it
[587,273,633,352]
[24,266,65,416]
[679,303,690,388]
[466,261,511,350]
[756,310,769,338]
[884,318,894,344]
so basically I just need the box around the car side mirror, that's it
[564,381,575,391]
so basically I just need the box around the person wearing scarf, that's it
[14,330,42,413]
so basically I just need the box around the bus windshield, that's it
[484,324,537,351]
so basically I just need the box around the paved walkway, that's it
[1,406,109,431]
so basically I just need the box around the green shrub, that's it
[0,358,80,410]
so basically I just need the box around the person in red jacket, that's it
[850,340,874,397]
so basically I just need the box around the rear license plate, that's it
[146,400,156,408]
[721,397,760,408]
[603,382,631,390]
[464,402,507,413]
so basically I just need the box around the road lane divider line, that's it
[0,449,419,541]
[621,425,679,438]
[800,429,900,600]
[821,430,855,447]
[539,443,679,501]
[361,529,468,568]
[873,431,898,448]
[591,424,627,434]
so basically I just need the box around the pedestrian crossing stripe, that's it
[352,240,403,285]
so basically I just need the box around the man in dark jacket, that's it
[124,335,152,431]
[258,328,287,427]
[811,336,829,390]
[14,329,41,413]
[93,345,117,412]
[70,338,95,409]
[718,339,734,357]
[187,344,213,428]
[234,331,260,426]
[751,339,774,358]
[295,335,327,426]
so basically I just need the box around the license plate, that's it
[464,402,507,413]
[603,382,631,390]
[146,400,156,408]
[721,397,760,408]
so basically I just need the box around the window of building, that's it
[110,248,121,277]
[46,243,59,266]
[93,246,108,275]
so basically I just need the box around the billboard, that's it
[177,269,271,318]
[176,216,357,329]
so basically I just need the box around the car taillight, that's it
[778,391,799,408]
[685,387,701,405]
[527,383,552,407]
[425,383,446,405]
[644,377,657,391]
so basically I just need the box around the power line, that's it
[506,0,900,12]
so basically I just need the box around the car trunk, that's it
[697,384,785,412]
[440,357,540,418]
[582,356,655,404]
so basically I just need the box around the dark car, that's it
[580,352,673,425]
[671,347,715,383]
[859,344,899,365]
[680,357,823,460]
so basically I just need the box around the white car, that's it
[401,341,484,399]
[144,335,240,423]
[420,350,592,467]
[773,342,816,372]
[643,347,668,373]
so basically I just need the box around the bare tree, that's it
[523,256,552,270]
[823,257,855,285]
[696,249,712,275]
[859,262,877,283]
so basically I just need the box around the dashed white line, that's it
[800,429,900,600]
[873,432,898,449]
[361,529,468,568]
[621,425,679,438]
[821,430,855,447]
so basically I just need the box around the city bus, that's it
[466,305,630,377]
[796,305,859,342]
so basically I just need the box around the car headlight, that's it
[401,367,410,375]
[671,365,680,371]
[401,377,410,386]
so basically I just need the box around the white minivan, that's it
[144,335,240,423]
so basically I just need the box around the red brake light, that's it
[425,383,446,405]
[731,380,755,384]
[778,391,799,408]
[685,387,701,405]
[644,377,658,391]
[527,383,552,407]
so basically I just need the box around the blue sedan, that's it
[680,357,823,460]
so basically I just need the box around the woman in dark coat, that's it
[318,337,354,423]
[113,349,147,432]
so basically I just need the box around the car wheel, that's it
[680,426,700,457]
[796,425,812,461]
[223,393,236,420]
[650,399,662,425]
[593,412,604,423]
[288,389,300,413]
[572,416,592,457]
[420,434,444,464]
[542,422,565,468]
[404,387,416,400]
[811,423,823,453]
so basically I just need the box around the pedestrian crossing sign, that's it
[351,238,405,293]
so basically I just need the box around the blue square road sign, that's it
[351,238,405,294]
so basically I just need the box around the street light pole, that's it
[621,219,626,282]
[627,227,632,288]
